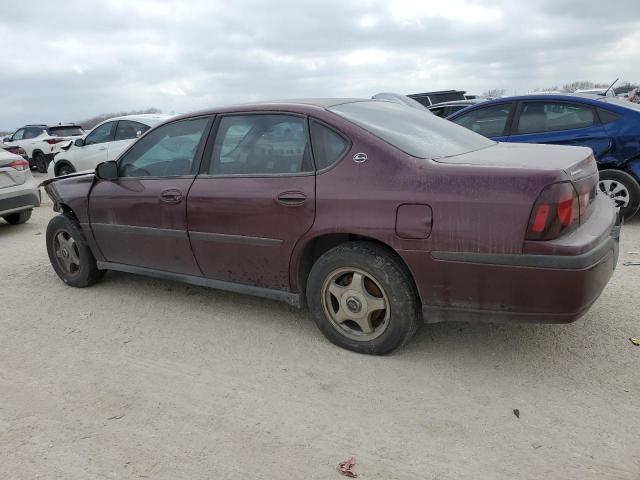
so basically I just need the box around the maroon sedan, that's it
[43,99,620,354]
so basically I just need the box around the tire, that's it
[598,169,640,220]
[3,209,32,225]
[306,241,420,355]
[46,214,104,287]
[34,151,48,173]
[56,163,75,177]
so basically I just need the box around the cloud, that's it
[0,0,639,129]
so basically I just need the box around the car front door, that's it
[449,102,514,141]
[187,113,316,291]
[89,116,212,275]
[75,121,116,171]
[507,101,612,157]
[107,120,152,161]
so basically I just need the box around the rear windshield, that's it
[329,100,494,159]
[597,97,640,112]
[48,126,84,136]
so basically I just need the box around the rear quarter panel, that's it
[290,110,563,292]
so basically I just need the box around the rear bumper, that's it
[402,200,620,324]
[0,177,41,216]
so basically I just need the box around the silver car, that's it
[0,150,40,224]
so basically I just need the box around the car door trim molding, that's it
[189,231,283,246]
[91,222,187,238]
[95,261,301,307]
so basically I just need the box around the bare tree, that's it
[482,88,506,98]
[561,81,609,93]
[79,107,162,130]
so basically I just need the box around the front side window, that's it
[516,102,595,135]
[310,121,349,170]
[209,115,311,175]
[451,103,513,137]
[11,129,25,141]
[119,117,209,178]
[85,122,116,146]
[115,120,150,141]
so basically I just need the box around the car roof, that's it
[169,98,376,120]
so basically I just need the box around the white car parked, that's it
[48,114,172,177]
[2,124,84,173]
[0,149,40,225]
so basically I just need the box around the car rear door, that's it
[187,113,316,291]
[506,101,612,157]
[89,116,212,275]
[75,121,116,171]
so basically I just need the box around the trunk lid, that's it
[0,151,27,189]
[436,142,598,181]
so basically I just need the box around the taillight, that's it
[526,182,579,240]
[526,174,598,241]
[573,173,598,224]
[9,159,29,171]
[45,138,65,145]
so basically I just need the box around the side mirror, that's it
[95,161,118,181]
[74,138,84,147]
[2,137,10,142]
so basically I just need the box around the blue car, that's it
[448,94,640,219]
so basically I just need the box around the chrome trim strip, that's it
[189,231,283,246]
[91,223,187,238]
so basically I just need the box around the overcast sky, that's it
[1,0,639,130]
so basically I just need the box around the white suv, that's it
[2,124,84,172]
[48,114,171,177]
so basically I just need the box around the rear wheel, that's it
[46,214,104,287]
[34,151,48,173]
[56,163,75,176]
[306,242,420,354]
[598,169,640,220]
[3,209,32,224]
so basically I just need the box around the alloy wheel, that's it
[53,230,81,275]
[599,179,630,208]
[321,267,390,341]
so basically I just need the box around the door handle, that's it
[160,189,184,204]
[276,191,307,206]
[98,146,107,151]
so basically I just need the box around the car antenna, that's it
[603,77,619,96]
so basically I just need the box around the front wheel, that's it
[46,214,104,287]
[56,163,76,177]
[598,169,640,220]
[306,242,420,355]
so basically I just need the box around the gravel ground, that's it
[1,180,639,480]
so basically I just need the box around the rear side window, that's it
[23,127,44,139]
[115,120,150,141]
[451,103,513,137]
[310,121,348,170]
[330,101,494,159]
[208,114,312,175]
[597,108,622,124]
[516,102,595,135]
[48,126,84,136]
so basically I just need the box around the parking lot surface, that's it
[1,180,639,479]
